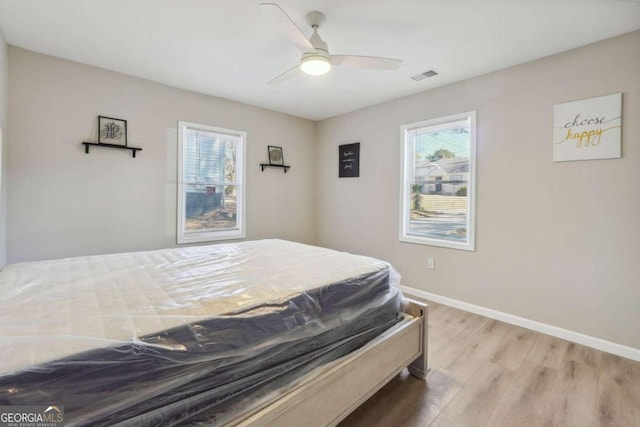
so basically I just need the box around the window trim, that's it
[399,111,477,251]
[177,121,246,244]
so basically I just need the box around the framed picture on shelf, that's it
[268,145,284,166]
[98,116,127,146]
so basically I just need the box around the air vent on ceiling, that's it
[411,70,439,81]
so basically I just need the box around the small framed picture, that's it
[339,142,360,178]
[268,145,284,166]
[98,116,127,146]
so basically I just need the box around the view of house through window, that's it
[400,112,476,250]
[177,121,245,244]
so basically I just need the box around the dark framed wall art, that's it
[98,116,127,146]
[339,142,360,178]
[268,145,284,166]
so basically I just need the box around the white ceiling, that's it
[0,0,638,121]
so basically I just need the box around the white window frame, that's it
[177,121,246,244]
[399,111,477,251]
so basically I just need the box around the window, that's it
[400,111,476,251]
[177,121,246,244]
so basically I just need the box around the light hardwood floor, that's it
[339,300,640,427]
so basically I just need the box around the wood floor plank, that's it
[426,304,457,328]
[526,333,569,369]
[593,353,640,427]
[434,318,511,382]
[563,341,602,369]
[428,307,485,368]
[434,361,515,426]
[540,359,598,427]
[429,411,460,427]
[484,361,558,427]
[430,306,480,341]
[489,326,538,371]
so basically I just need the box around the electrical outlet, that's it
[428,258,435,269]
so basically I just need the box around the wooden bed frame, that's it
[234,298,428,426]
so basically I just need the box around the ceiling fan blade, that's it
[332,55,403,70]
[260,3,314,53]
[267,64,301,85]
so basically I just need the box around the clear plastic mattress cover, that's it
[0,239,402,425]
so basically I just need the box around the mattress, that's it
[0,239,402,426]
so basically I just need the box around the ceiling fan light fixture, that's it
[300,54,331,76]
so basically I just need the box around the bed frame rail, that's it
[235,298,428,426]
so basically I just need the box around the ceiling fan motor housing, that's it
[300,20,331,75]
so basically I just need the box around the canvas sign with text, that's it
[553,93,622,162]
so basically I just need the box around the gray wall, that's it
[315,31,640,349]
[7,47,316,262]
[0,26,8,267]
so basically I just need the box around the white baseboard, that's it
[401,285,640,363]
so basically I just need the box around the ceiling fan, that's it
[260,3,403,85]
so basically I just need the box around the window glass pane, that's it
[184,130,236,184]
[401,113,475,250]
[409,118,470,242]
[224,140,236,183]
[184,184,237,232]
[178,121,245,244]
